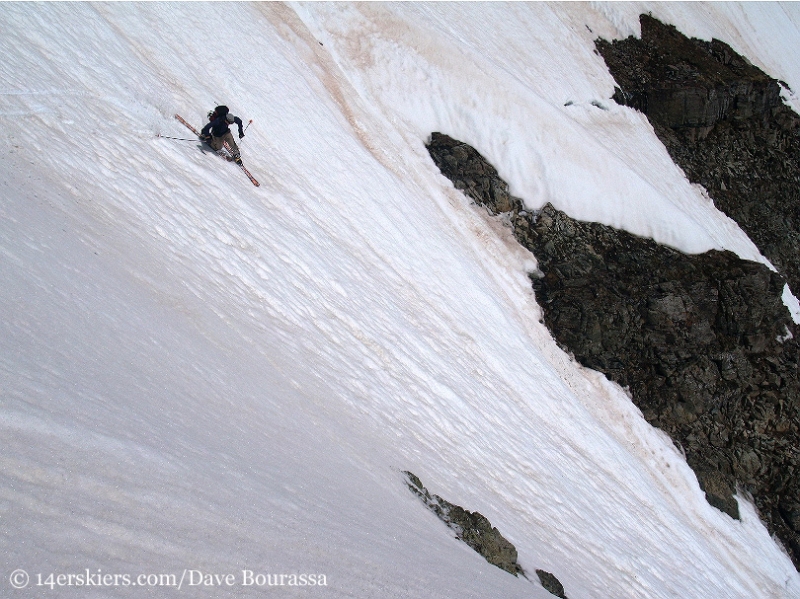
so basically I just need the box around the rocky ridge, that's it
[426,131,800,570]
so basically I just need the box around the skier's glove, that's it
[239,132,245,139]
[200,134,211,142]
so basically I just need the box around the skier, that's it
[200,105,245,164]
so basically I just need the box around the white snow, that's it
[1,3,799,598]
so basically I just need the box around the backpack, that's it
[208,105,230,122]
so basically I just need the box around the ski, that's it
[223,140,260,187]
[234,161,260,187]
[174,114,259,186]
[174,114,201,136]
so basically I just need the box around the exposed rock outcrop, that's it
[528,204,800,540]
[597,15,781,132]
[427,135,523,215]
[426,132,800,570]
[403,472,572,596]
[596,13,800,300]
[536,569,569,599]
[403,471,524,576]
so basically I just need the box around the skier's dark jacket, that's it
[202,115,244,138]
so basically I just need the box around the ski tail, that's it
[239,163,260,187]
[222,138,259,186]
[175,114,201,137]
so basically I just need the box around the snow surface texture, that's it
[1,3,799,598]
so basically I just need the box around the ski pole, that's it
[239,120,253,147]
[157,133,199,142]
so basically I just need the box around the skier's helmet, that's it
[225,113,235,123]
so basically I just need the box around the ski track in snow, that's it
[1,3,799,598]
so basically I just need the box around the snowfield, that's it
[2,3,799,598]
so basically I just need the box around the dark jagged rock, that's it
[596,13,800,300]
[425,134,800,570]
[536,569,569,599]
[527,204,800,542]
[403,471,524,576]
[427,132,524,214]
[596,15,780,132]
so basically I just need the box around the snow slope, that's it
[1,3,799,597]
